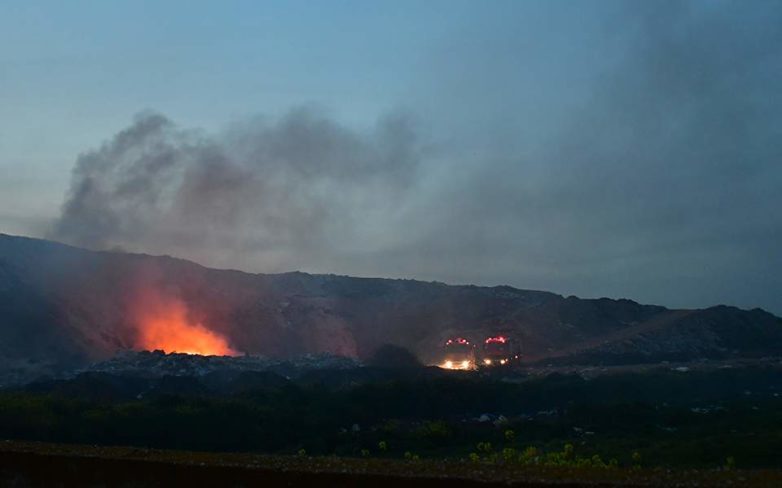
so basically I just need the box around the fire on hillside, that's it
[132,292,238,357]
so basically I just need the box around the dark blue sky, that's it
[2,1,781,314]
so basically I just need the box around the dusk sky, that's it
[2,0,781,314]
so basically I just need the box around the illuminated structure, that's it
[439,337,475,370]
[480,335,521,367]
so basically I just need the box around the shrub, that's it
[632,451,642,468]
[725,456,736,470]
[476,441,493,453]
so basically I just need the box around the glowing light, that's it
[440,359,474,370]
[484,359,492,365]
[133,292,238,356]
[500,359,507,365]
[485,336,507,344]
[446,337,471,346]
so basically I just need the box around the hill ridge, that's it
[0,233,780,384]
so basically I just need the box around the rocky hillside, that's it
[1,233,781,383]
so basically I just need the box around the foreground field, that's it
[3,364,782,469]
[1,440,780,487]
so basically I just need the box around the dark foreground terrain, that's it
[1,357,782,486]
[1,440,781,487]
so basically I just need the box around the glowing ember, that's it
[134,294,238,356]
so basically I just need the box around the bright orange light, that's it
[133,292,237,356]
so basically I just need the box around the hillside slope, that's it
[0,233,780,382]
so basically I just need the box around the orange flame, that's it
[134,293,238,356]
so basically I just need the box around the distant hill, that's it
[0,233,780,383]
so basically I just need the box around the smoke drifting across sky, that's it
[51,108,420,270]
[34,0,782,314]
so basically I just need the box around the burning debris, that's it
[123,283,240,357]
[132,294,238,357]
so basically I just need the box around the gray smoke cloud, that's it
[51,108,420,270]
[49,0,782,314]
[396,0,782,312]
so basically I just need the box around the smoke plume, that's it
[47,1,782,313]
[51,108,420,271]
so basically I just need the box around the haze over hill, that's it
[3,2,781,316]
[1,233,780,384]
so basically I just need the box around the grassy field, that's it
[1,440,781,487]
[1,364,781,485]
